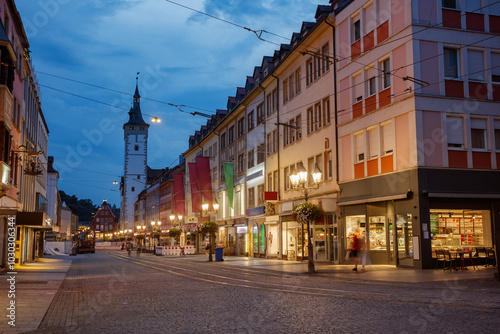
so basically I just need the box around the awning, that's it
[16,212,53,229]
[337,191,411,206]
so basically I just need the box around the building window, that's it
[248,149,255,168]
[268,173,273,191]
[284,166,290,190]
[228,126,234,143]
[272,89,278,112]
[368,77,376,96]
[248,111,255,131]
[295,68,301,93]
[289,119,296,144]
[446,116,464,148]
[220,133,226,149]
[266,95,273,116]
[273,130,278,152]
[267,133,272,155]
[283,79,289,102]
[134,145,139,151]
[257,103,265,124]
[284,125,289,147]
[248,187,255,208]
[238,153,245,173]
[307,108,314,134]
[444,48,459,78]
[322,43,330,74]
[353,18,361,42]
[289,73,295,99]
[296,115,302,140]
[442,0,457,9]
[492,53,500,83]
[257,184,264,206]
[367,127,379,159]
[327,151,333,179]
[314,102,322,131]
[273,170,278,192]
[467,50,485,81]
[306,58,314,86]
[355,132,365,162]
[381,122,394,155]
[353,74,363,102]
[471,118,487,150]
[257,143,265,164]
[382,59,391,88]
[96,218,100,223]
[131,187,135,192]
[495,121,500,151]
[323,98,331,126]
[137,175,141,179]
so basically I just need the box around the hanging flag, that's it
[223,162,234,209]
[173,173,185,216]
[196,156,213,205]
[188,163,202,212]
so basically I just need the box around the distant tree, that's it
[59,191,119,222]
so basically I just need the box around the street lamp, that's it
[289,162,322,274]
[202,199,219,262]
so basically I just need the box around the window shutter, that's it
[467,51,484,81]
[446,116,464,145]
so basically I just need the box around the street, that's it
[3,251,500,334]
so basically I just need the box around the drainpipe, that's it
[258,83,266,197]
[325,18,339,186]
[271,74,280,201]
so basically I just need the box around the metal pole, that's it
[305,188,315,273]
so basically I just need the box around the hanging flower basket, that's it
[151,231,160,239]
[182,223,200,233]
[200,221,218,234]
[135,234,144,240]
[292,202,325,224]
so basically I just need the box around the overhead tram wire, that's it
[36,71,216,115]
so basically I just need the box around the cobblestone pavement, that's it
[6,251,500,333]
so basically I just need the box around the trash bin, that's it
[215,247,224,262]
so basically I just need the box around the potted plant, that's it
[169,228,182,245]
[200,221,218,262]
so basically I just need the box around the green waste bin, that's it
[215,247,224,261]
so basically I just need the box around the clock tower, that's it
[120,79,149,231]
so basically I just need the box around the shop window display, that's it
[346,215,366,249]
[430,210,490,249]
[369,216,386,250]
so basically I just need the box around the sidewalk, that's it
[0,256,72,333]
[183,254,499,283]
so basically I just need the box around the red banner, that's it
[196,156,213,205]
[188,163,202,212]
[173,173,185,216]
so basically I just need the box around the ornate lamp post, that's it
[202,199,219,262]
[289,162,323,274]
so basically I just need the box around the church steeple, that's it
[124,73,148,128]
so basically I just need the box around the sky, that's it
[17,0,324,207]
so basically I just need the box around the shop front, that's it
[16,212,52,264]
[265,216,280,259]
[250,219,266,258]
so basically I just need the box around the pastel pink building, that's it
[335,0,500,268]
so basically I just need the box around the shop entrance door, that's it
[396,214,414,266]
[314,227,326,261]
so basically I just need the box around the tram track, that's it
[108,252,500,311]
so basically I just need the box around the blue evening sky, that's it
[17,0,322,207]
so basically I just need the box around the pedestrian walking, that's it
[351,230,362,271]
[137,246,141,256]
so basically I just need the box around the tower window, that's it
[137,175,141,179]
[131,187,135,192]
[129,127,134,130]
[135,145,139,151]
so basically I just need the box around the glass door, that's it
[314,227,326,261]
[396,214,413,266]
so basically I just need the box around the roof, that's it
[124,84,149,127]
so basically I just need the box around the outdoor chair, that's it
[485,248,497,268]
[475,247,488,267]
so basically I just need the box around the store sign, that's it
[237,226,247,234]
